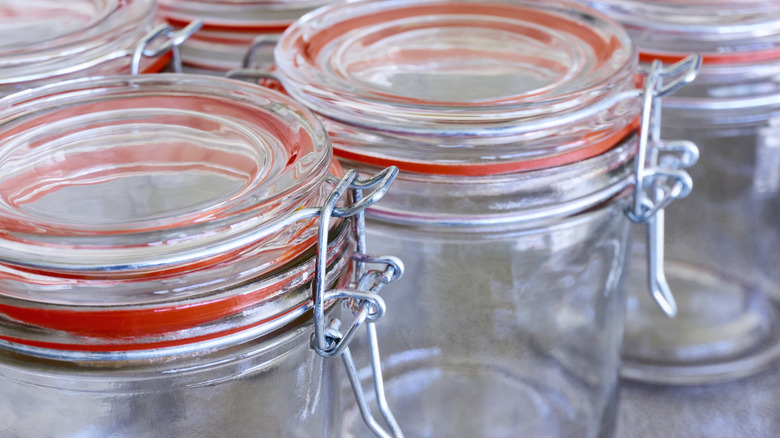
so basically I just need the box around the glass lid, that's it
[275,0,636,134]
[583,0,780,61]
[0,74,332,275]
[0,0,156,86]
[0,0,111,50]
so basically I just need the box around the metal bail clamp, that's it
[241,34,281,70]
[311,167,405,438]
[225,36,283,86]
[130,20,203,75]
[626,55,702,317]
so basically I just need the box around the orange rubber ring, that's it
[334,117,640,176]
[164,16,290,34]
[639,47,780,66]
[141,52,174,73]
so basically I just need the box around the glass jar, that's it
[0,74,402,437]
[583,0,780,384]
[159,0,333,72]
[273,0,699,436]
[0,0,201,97]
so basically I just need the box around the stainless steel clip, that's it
[311,167,405,438]
[224,36,285,85]
[241,34,281,69]
[131,20,203,75]
[627,55,702,317]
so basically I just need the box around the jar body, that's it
[622,114,780,382]
[343,204,629,438]
[340,165,633,438]
[0,319,341,438]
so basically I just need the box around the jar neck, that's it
[340,136,637,227]
[645,59,780,124]
[0,219,355,357]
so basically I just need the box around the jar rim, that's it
[0,0,158,87]
[0,74,333,275]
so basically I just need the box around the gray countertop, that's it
[616,367,780,437]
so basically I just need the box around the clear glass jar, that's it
[0,74,400,436]
[159,0,333,72]
[273,0,698,435]
[0,0,191,97]
[584,0,780,384]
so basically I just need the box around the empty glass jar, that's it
[585,0,780,384]
[273,0,699,435]
[0,74,401,437]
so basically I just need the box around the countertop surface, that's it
[616,367,780,437]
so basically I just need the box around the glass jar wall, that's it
[0,75,397,436]
[583,0,780,384]
[335,152,635,438]
[273,0,695,435]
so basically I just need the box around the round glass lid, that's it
[583,0,780,59]
[0,0,110,50]
[275,0,635,132]
[0,0,155,69]
[0,74,331,273]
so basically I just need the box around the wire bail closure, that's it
[241,34,282,70]
[226,37,284,86]
[131,20,203,75]
[626,55,702,317]
[310,167,405,438]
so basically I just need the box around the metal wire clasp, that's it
[130,20,203,75]
[241,34,281,70]
[311,167,405,438]
[225,35,283,85]
[222,35,290,88]
[626,55,702,317]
